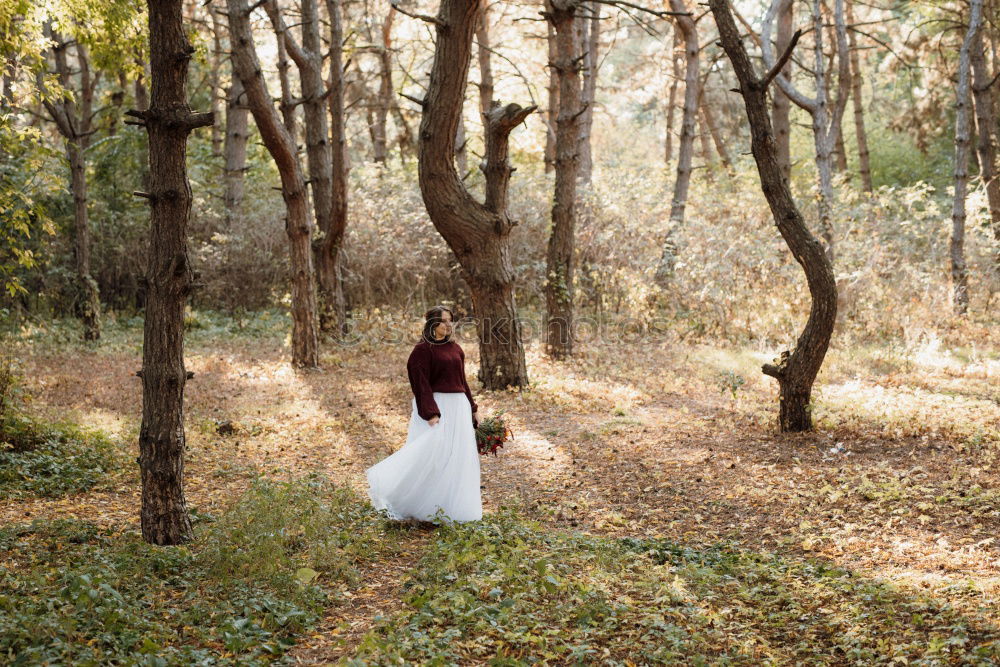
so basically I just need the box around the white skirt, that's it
[366,392,482,523]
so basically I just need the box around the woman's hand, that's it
[428,416,440,426]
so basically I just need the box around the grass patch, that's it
[354,510,1000,664]
[0,413,123,499]
[0,474,404,665]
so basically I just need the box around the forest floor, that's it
[2,311,999,664]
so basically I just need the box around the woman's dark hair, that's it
[420,305,454,344]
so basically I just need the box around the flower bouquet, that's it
[475,409,513,457]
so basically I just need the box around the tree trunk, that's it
[702,100,732,171]
[223,75,248,225]
[373,10,394,164]
[44,31,101,340]
[709,0,837,433]
[664,25,682,166]
[655,0,699,285]
[578,3,600,184]
[544,0,583,359]
[228,0,319,366]
[951,0,984,315]
[476,10,493,115]
[545,21,559,173]
[323,0,349,336]
[135,0,214,545]
[846,1,872,192]
[416,0,533,390]
[773,0,793,183]
[971,18,1000,277]
[209,4,225,157]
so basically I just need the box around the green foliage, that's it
[353,510,998,663]
[0,475,400,665]
[0,412,123,499]
[0,116,59,298]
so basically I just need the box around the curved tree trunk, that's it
[951,0,984,315]
[655,0,699,285]
[134,0,214,544]
[228,0,319,366]
[544,0,583,359]
[416,0,533,390]
[709,0,837,432]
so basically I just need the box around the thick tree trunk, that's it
[846,1,872,192]
[951,0,984,315]
[228,0,319,366]
[545,22,559,173]
[773,0,793,182]
[416,0,533,390]
[655,0,699,285]
[971,20,1000,277]
[709,0,837,432]
[578,3,599,184]
[134,0,214,545]
[544,0,583,359]
[223,75,248,225]
[323,0,349,335]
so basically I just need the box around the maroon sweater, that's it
[406,339,478,421]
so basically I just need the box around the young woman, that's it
[366,305,482,524]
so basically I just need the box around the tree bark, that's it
[209,4,225,157]
[709,0,837,433]
[971,17,1000,277]
[951,0,984,315]
[416,0,533,390]
[323,0,350,335]
[476,10,493,115]
[135,0,214,545]
[655,0,699,285]
[664,25,682,166]
[373,9,394,164]
[772,0,793,183]
[763,0,850,264]
[578,3,600,184]
[41,30,101,341]
[846,0,872,192]
[228,0,320,366]
[545,21,559,173]
[544,0,583,359]
[223,74,248,225]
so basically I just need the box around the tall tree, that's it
[708,0,837,432]
[664,24,682,166]
[372,7,394,164]
[763,0,850,263]
[846,0,872,192]
[227,0,320,366]
[323,0,350,335]
[39,27,101,341]
[544,0,583,359]
[222,72,248,226]
[130,0,214,545]
[415,0,534,389]
[951,0,984,315]
[545,21,559,173]
[970,9,1000,277]
[655,0,699,285]
[578,3,600,184]
[772,0,792,182]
